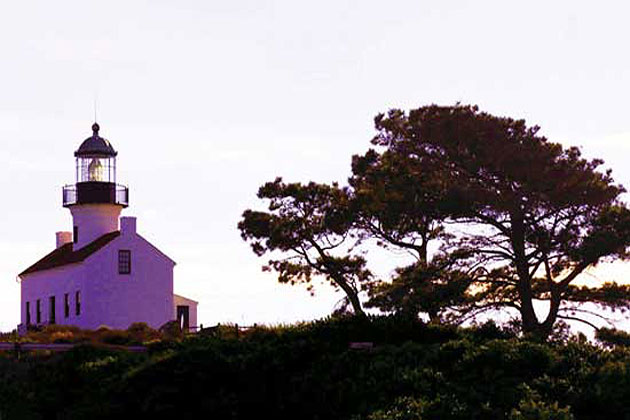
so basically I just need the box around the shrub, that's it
[97,329,133,346]
[50,331,74,343]
[159,320,184,341]
[595,327,630,348]
[127,322,161,343]
[2,316,630,419]
[509,386,573,420]
[364,396,426,420]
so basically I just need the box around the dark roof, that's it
[75,123,117,157]
[19,231,121,277]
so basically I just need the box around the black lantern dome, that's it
[62,123,129,208]
[74,123,118,157]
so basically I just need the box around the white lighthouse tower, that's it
[18,123,198,333]
[63,122,129,248]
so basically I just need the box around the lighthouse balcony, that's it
[63,182,129,208]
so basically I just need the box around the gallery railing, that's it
[62,183,129,207]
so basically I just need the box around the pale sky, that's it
[1,1,630,332]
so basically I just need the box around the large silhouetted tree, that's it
[367,104,630,338]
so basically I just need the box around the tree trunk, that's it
[346,290,367,318]
[539,289,562,338]
[331,274,367,318]
[519,293,561,341]
[519,300,540,334]
[427,309,440,324]
[310,240,368,319]
[510,208,550,340]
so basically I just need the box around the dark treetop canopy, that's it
[74,123,118,157]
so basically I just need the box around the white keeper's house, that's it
[17,123,197,334]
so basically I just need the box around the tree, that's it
[349,142,477,323]
[365,259,473,323]
[367,104,630,339]
[238,178,370,317]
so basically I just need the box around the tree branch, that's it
[557,315,600,331]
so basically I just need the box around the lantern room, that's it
[75,123,117,183]
[62,123,129,208]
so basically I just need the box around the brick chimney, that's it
[120,217,137,235]
[55,231,73,248]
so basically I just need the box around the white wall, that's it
[70,204,121,249]
[83,232,175,330]
[21,229,175,330]
[21,263,86,328]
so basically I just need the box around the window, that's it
[26,301,31,325]
[64,293,70,318]
[36,299,41,324]
[118,250,131,274]
[75,291,81,316]
[73,226,78,244]
[49,296,56,324]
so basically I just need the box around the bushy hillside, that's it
[1,317,630,419]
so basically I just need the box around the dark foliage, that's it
[595,327,630,347]
[2,317,630,419]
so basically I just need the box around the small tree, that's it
[238,178,371,317]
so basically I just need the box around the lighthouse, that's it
[18,123,197,333]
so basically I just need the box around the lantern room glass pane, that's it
[88,158,104,181]
[76,156,116,183]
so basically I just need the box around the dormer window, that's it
[118,250,131,274]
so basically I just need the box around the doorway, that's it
[176,305,190,331]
